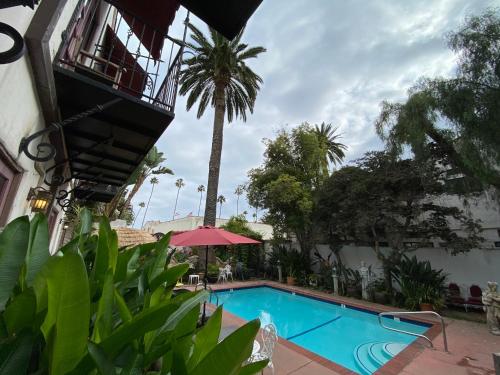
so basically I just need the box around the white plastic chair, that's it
[248,324,277,374]
[224,264,234,282]
[217,268,227,283]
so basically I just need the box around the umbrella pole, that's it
[202,245,208,323]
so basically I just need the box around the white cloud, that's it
[131,0,496,226]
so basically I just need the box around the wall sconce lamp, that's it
[27,187,52,213]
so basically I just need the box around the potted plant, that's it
[287,266,296,285]
[207,263,220,283]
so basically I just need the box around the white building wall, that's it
[144,216,274,240]
[0,2,79,250]
[313,244,500,297]
[0,5,46,222]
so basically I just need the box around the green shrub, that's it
[0,210,267,374]
[392,255,447,310]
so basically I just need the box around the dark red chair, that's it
[446,283,466,308]
[466,284,484,311]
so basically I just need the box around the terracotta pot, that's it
[419,302,433,311]
[286,276,296,286]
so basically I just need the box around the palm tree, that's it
[173,178,185,220]
[141,177,159,228]
[234,184,245,215]
[252,212,257,223]
[179,24,265,226]
[106,146,173,217]
[217,195,226,220]
[132,201,145,227]
[313,123,347,176]
[197,184,205,216]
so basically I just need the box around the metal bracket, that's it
[19,98,122,162]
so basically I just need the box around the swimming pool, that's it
[215,286,429,375]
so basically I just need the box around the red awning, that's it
[103,25,147,98]
[170,226,261,247]
[117,0,180,61]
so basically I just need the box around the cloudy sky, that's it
[132,0,496,227]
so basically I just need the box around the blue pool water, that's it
[215,286,429,374]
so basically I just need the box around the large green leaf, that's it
[92,217,118,290]
[189,319,261,375]
[158,291,208,334]
[88,342,117,375]
[147,232,172,283]
[238,360,269,375]
[92,270,115,343]
[0,216,30,309]
[0,330,33,374]
[3,288,36,335]
[149,263,189,292]
[71,301,179,374]
[41,252,90,375]
[25,213,50,286]
[186,306,222,371]
[77,208,93,238]
[115,247,139,283]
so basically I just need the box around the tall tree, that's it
[132,202,145,227]
[247,124,339,257]
[173,178,185,220]
[376,10,500,190]
[141,177,159,228]
[317,151,483,293]
[234,184,245,215]
[217,195,226,219]
[179,24,266,226]
[197,184,205,216]
[105,146,173,217]
[313,122,347,176]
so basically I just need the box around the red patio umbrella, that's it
[170,226,261,321]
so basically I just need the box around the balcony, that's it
[51,0,183,201]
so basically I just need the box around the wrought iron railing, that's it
[57,0,183,112]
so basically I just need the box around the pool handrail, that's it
[194,283,219,306]
[377,311,448,352]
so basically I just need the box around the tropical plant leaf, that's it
[189,319,261,375]
[0,330,33,375]
[0,216,30,309]
[25,213,50,286]
[158,291,208,335]
[92,217,118,291]
[92,270,115,342]
[41,252,90,375]
[3,288,36,335]
[88,342,118,375]
[238,360,269,375]
[186,306,222,371]
[149,263,189,292]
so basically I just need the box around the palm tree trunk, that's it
[198,191,203,216]
[132,207,142,227]
[236,196,239,215]
[141,183,156,228]
[105,185,126,217]
[219,202,222,219]
[173,187,181,220]
[203,85,226,226]
[122,173,146,215]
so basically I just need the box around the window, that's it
[0,144,23,227]
[494,242,500,248]
[497,229,500,238]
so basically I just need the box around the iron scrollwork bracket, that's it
[19,98,122,162]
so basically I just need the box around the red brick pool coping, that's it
[206,280,445,375]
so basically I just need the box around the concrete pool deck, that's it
[184,280,500,374]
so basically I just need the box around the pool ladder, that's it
[377,311,448,352]
[194,282,219,306]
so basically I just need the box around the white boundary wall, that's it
[313,244,500,298]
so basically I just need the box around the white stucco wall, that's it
[144,216,274,240]
[313,244,500,297]
[0,6,46,222]
[0,3,79,251]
